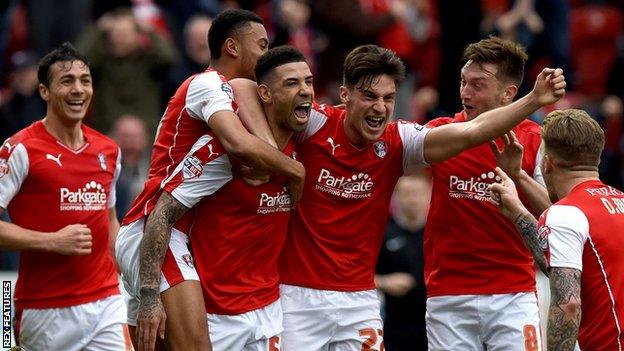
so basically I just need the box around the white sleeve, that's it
[0,143,29,208]
[544,205,589,270]
[108,148,122,208]
[161,135,234,208]
[185,73,235,124]
[532,143,545,186]
[398,121,430,172]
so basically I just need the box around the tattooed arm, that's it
[489,167,549,275]
[137,192,189,351]
[513,213,549,275]
[548,267,582,351]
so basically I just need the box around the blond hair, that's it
[542,109,605,167]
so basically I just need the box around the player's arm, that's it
[490,131,550,216]
[488,168,549,274]
[0,208,93,255]
[424,68,566,164]
[547,267,582,351]
[137,191,189,351]
[0,143,92,255]
[108,208,120,260]
[230,78,277,148]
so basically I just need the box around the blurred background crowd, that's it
[0,0,622,348]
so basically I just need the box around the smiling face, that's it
[459,60,509,120]
[341,74,396,147]
[39,60,93,123]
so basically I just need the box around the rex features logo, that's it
[258,187,291,214]
[316,168,373,199]
[60,181,108,211]
[449,171,501,202]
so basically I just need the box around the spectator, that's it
[376,174,431,350]
[78,7,177,136]
[110,114,150,220]
[0,51,46,143]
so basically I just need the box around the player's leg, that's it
[482,292,542,351]
[280,284,336,351]
[330,289,384,351]
[161,280,211,350]
[240,299,283,351]
[83,295,133,351]
[426,295,483,350]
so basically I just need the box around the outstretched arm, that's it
[424,68,566,164]
[137,192,189,351]
[548,267,582,351]
[488,168,549,274]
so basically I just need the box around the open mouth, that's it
[67,100,86,111]
[294,102,312,122]
[365,115,385,129]
[463,104,474,113]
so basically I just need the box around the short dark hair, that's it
[208,9,263,61]
[255,46,307,84]
[462,36,528,86]
[38,42,90,87]
[342,45,405,90]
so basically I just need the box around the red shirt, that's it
[424,111,542,297]
[190,142,297,314]
[0,121,121,308]
[540,180,624,350]
[279,103,429,291]
[123,69,236,226]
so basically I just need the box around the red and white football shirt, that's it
[423,111,542,297]
[540,180,624,350]
[122,69,236,225]
[0,121,121,309]
[189,141,297,314]
[279,103,429,291]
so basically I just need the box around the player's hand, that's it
[375,273,415,297]
[49,224,92,255]
[136,288,166,351]
[488,167,529,220]
[287,162,305,205]
[238,165,270,186]
[489,131,523,180]
[532,67,566,106]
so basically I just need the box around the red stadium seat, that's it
[570,5,623,97]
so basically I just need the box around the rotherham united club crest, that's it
[182,254,194,268]
[97,153,107,170]
[373,141,387,158]
[0,158,8,179]
[537,225,550,251]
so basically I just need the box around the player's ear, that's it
[39,84,50,101]
[542,154,554,175]
[502,84,518,104]
[224,37,239,58]
[257,84,271,104]
[339,86,350,104]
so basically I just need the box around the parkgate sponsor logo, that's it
[448,171,500,202]
[258,188,292,214]
[315,168,373,199]
[60,181,107,211]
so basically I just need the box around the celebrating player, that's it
[0,43,129,350]
[115,9,305,351]
[490,109,624,351]
[424,37,549,350]
[237,43,565,350]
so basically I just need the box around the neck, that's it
[266,108,292,150]
[552,170,600,199]
[210,59,239,80]
[42,114,85,149]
